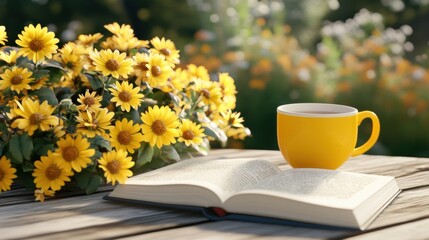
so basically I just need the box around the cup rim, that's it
[277,103,358,117]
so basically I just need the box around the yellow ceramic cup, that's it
[277,103,380,169]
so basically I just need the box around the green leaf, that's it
[33,141,54,156]
[203,122,228,143]
[48,68,64,84]
[87,74,104,90]
[40,59,66,70]
[20,133,33,160]
[86,175,102,194]
[22,160,34,172]
[134,144,154,169]
[9,134,23,164]
[91,135,111,151]
[159,145,181,163]
[75,170,92,189]
[30,87,59,105]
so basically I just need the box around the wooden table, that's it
[1,149,429,239]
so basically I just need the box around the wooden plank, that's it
[119,220,352,240]
[368,186,429,229]
[0,192,207,240]
[346,218,429,239]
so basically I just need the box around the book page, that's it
[228,168,392,208]
[124,158,281,201]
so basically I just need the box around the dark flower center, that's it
[45,164,61,180]
[118,91,132,102]
[63,146,79,162]
[29,113,45,125]
[201,89,210,99]
[182,130,195,140]
[160,48,171,56]
[151,120,167,135]
[29,39,44,52]
[138,62,149,71]
[105,59,119,71]
[11,75,23,85]
[151,66,162,77]
[83,97,95,106]
[117,131,132,145]
[106,160,120,174]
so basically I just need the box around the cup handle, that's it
[351,111,380,157]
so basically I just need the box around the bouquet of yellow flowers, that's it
[0,23,250,201]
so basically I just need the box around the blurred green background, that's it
[3,0,429,157]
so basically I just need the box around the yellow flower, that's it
[132,52,150,86]
[109,81,144,112]
[34,189,55,202]
[11,98,59,136]
[55,43,84,84]
[144,53,173,87]
[77,90,102,112]
[32,151,72,191]
[0,156,17,192]
[76,109,114,138]
[178,119,205,146]
[0,26,7,45]
[150,37,180,66]
[187,64,210,81]
[90,49,134,79]
[0,50,21,65]
[110,118,145,154]
[77,33,104,46]
[104,22,134,38]
[98,149,134,185]
[0,67,34,93]
[220,110,245,128]
[15,24,59,63]
[54,134,95,172]
[193,78,223,110]
[218,72,237,110]
[140,105,180,148]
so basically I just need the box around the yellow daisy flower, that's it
[55,43,83,83]
[77,90,102,112]
[110,118,145,154]
[187,64,210,81]
[90,49,135,79]
[0,50,21,65]
[150,37,180,66]
[104,22,134,38]
[0,67,34,93]
[34,189,55,202]
[32,151,72,191]
[54,134,95,172]
[132,52,150,86]
[76,109,114,138]
[0,26,7,45]
[220,110,245,128]
[30,76,48,90]
[98,149,135,185]
[11,98,59,136]
[77,33,104,46]
[109,81,144,112]
[144,53,173,87]
[0,156,17,192]
[140,105,180,148]
[16,24,59,63]
[193,78,223,110]
[219,72,237,101]
[178,119,205,146]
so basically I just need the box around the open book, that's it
[105,158,400,230]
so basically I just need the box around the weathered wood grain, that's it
[346,218,429,240]
[0,192,207,240]
[2,149,429,239]
[119,220,352,240]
